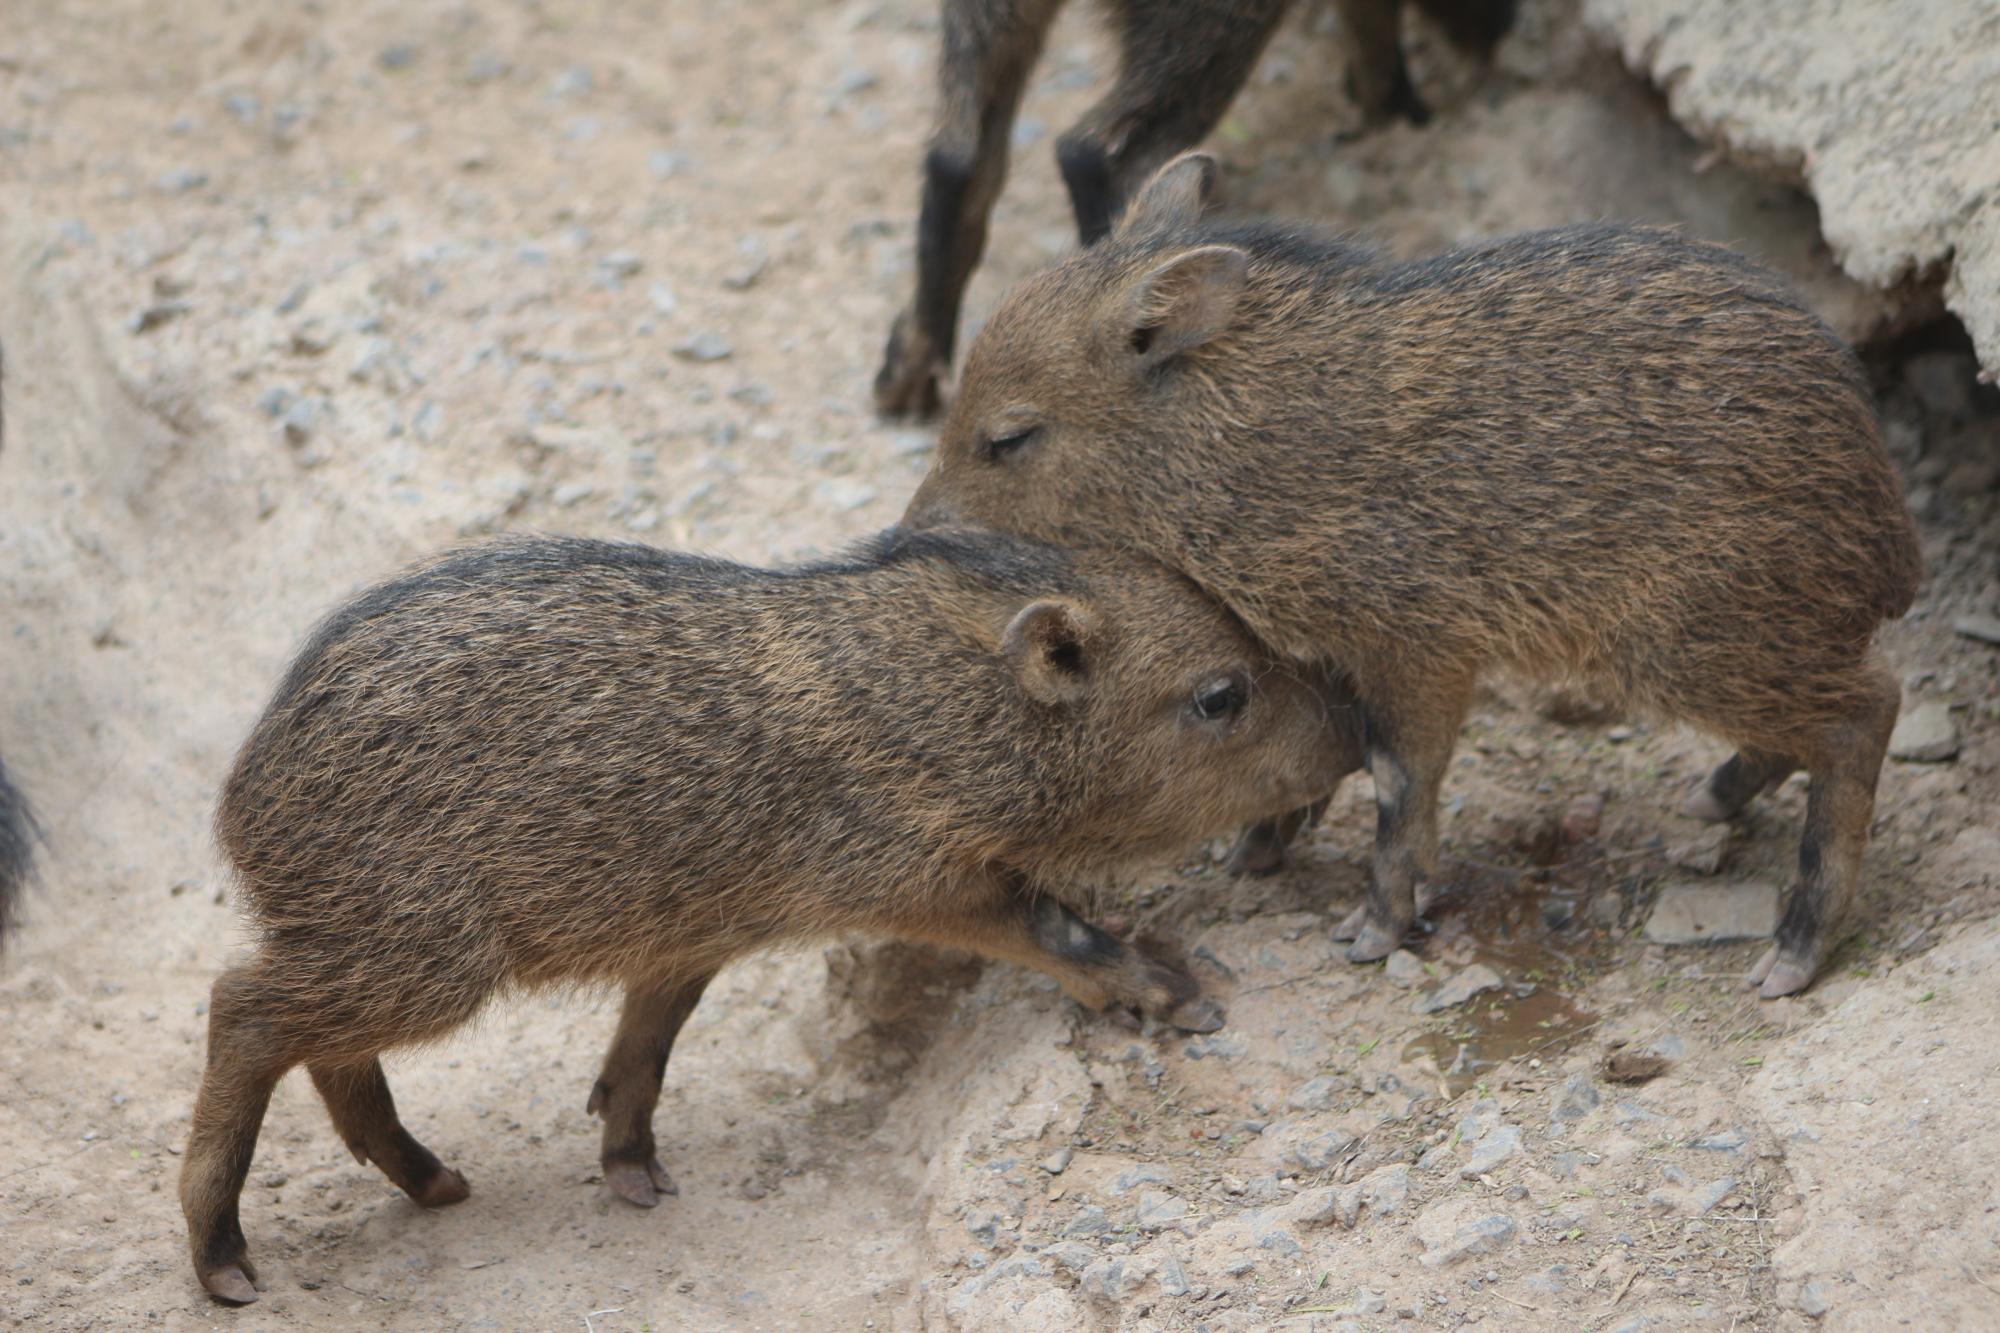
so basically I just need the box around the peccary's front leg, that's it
[908,880,1223,1033]
[589,972,714,1208]
[1225,795,1333,877]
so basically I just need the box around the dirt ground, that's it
[2,1,1997,1330]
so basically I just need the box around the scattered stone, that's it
[1134,1190,1187,1230]
[1079,1257,1155,1302]
[1667,824,1731,875]
[1111,1164,1171,1195]
[597,251,643,278]
[1041,1242,1094,1275]
[1551,1073,1601,1122]
[1383,949,1427,988]
[154,167,209,193]
[963,1207,1002,1247]
[1690,1177,1736,1214]
[1953,614,2000,646]
[1888,702,1959,763]
[1038,1147,1073,1175]
[671,330,733,363]
[129,302,190,334]
[1062,1205,1110,1238]
[1613,1100,1672,1127]
[1461,1125,1521,1177]
[1418,1211,1518,1267]
[1413,962,1504,1014]
[548,66,593,100]
[1156,1253,1190,1296]
[1288,1075,1349,1113]
[1328,1162,1411,1227]
[723,235,769,290]
[1798,1279,1832,1319]
[1643,880,1779,944]
[1691,1127,1748,1153]
[1562,792,1605,842]
[647,149,688,180]
[378,43,419,71]
[1286,1128,1356,1173]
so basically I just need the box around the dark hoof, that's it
[413,1167,471,1208]
[199,1262,260,1305]
[1748,945,1816,1000]
[1345,922,1404,964]
[872,320,944,420]
[1166,995,1226,1034]
[605,1157,677,1208]
[1223,826,1287,878]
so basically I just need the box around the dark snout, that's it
[899,476,957,531]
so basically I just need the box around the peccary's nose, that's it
[900,483,956,532]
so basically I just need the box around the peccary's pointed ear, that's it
[1114,152,1220,238]
[1121,245,1250,366]
[1002,600,1094,706]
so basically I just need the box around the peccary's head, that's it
[983,542,1353,883]
[905,154,1251,546]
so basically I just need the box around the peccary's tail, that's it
[0,754,33,948]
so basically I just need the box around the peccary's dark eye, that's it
[1191,673,1248,722]
[982,425,1040,463]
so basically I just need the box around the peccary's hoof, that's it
[1223,825,1287,878]
[1748,945,1816,1000]
[1330,903,1368,942]
[199,1262,261,1305]
[1345,922,1404,964]
[872,318,944,420]
[1166,996,1226,1034]
[604,1156,677,1208]
[413,1166,471,1209]
[1680,786,1733,824]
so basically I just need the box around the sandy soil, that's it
[1,2,1996,1330]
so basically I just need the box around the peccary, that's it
[181,528,1358,1303]
[873,0,1518,418]
[904,153,1923,1001]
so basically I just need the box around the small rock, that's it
[1111,1164,1171,1195]
[963,1207,1002,1247]
[1288,1076,1349,1113]
[1798,1279,1832,1319]
[1039,1146,1073,1175]
[1888,702,1959,763]
[1383,949,1427,988]
[1643,881,1779,944]
[1551,1073,1601,1122]
[378,43,419,71]
[1667,824,1731,876]
[671,331,733,363]
[1691,1127,1747,1153]
[1062,1205,1110,1237]
[1286,1128,1356,1173]
[1613,1100,1672,1127]
[1079,1257,1155,1302]
[129,302,190,334]
[647,149,687,180]
[1420,1213,1517,1267]
[1689,1177,1736,1214]
[597,251,643,278]
[1413,962,1504,1014]
[154,167,209,193]
[1460,1125,1520,1177]
[815,478,877,512]
[1561,792,1604,842]
[1953,614,2000,646]
[1134,1190,1187,1230]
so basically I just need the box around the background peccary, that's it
[873,0,1519,418]
[181,528,1358,1304]
[904,153,1923,1002]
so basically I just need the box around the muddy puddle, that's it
[1400,871,1613,1094]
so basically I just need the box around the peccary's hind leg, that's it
[1683,746,1797,823]
[908,882,1223,1033]
[875,0,1063,418]
[1335,672,1473,963]
[1752,661,1900,1000]
[1225,795,1332,878]
[179,963,296,1305]
[308,1059,470,1208]
[588,973,713,1208]
[1059,0,1288,242]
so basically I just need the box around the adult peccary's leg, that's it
[1057,0,1288,243]
[308,1059,470,1208]
[875,0,1064,418]
[179,963,296,1305]
[1752,657,1900,999]
[588,972,714,1208]
[1224,794,1331,877]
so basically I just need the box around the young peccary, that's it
[904,153,1923,1001]
[873,0,1518,418]
[181,529,1357,1303]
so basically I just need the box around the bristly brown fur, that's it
[908,154,1923,1004]
[872,0,1518,418]
[179,526,1360,1303]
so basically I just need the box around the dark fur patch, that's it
[0,754,37,945]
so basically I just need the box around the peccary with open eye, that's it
[905,153,1923,1002]
[873,0,1518,418]
[180,527,1359,1304]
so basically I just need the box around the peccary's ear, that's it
[1121,245,1250,367]
[1002,600,1094,706]
[1114,153,1220,238]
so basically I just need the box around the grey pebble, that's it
[671,331,733,363]
[1888,702,1959,763]
[1413,962,1504,1014]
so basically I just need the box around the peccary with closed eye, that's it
[905,153,1923,1002]
[873,0,1519,418]
[180,528,1358,1303]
